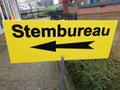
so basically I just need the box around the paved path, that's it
[0,34,60,90]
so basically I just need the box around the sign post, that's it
[60,56,65,90]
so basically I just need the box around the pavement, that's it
[0,34,60,90]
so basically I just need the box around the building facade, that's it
[41,0,54,7]
[60,0,120,14]
[0,0,21,35]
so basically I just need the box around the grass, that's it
[65,59,120,90]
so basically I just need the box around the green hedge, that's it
[37,14,47,18]
[44,6,60,12]
[65,59,120,90]
[22,15,34,19]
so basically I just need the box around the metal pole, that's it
[9,0,16,19]
[0,6,5,20]
[29,3,34,19]
[60,56,64,90]
[6,0,12,18]
[2,0,10,19]
[75,12,77,20]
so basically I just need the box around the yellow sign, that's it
[3,20,117,63]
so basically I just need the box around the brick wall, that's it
[101,0,108,2]
[100,4,120,13]
[68,4,120,15]
[59,0,70,13]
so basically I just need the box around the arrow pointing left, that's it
[31,41,94,52]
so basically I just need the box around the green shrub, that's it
[65,59,120,90]
[44,5,60,12]
[37,14,47,18]
[22,15,34,19]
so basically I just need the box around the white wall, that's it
[10,0,21,19]
[0,28,3,35]
[0,5,4,35]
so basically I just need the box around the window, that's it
[86,0,100,4]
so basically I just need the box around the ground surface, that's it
[0,34,60,90]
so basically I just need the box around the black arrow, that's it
[31,41,94,52]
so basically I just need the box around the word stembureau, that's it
[12,24,110,38]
